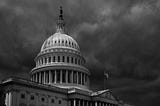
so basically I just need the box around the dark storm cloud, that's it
[0,0,160,106]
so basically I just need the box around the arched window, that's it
[59,100,62,104]
[51,99,54,103]
[68,70,71,83]
[62,70,66,83]
[45,58,47,64]
[78,59,80,65]
[71,57,73,63]
[41,58,43,64]
[75,58,77,64]
[49,57,51,63]
[57,70,60,82]
[62,56,65,62]
[67,56,69,63]
[58,56,60,62]
[41,97,45,102]
[53,56,55,62]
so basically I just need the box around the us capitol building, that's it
[0,7,131,106]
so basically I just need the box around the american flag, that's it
[104,72,109,79]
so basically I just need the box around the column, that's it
[81,73,83,85]
[47,57,49,64]
[78,99,81,106]
[74,99,76,106]
[86,101,89,106]
[95,101,97,106]
[54,70,57,83]
[8,92,12,106]
[66,70,68,83]
[35,73,38,82]
[76,72,79,84]
[60,70,62,83]
[44,71,46,84]
[82,100,85,106]
[43,58,45,64]
[39,72,41,83]
[71,70,73,83]
[49,70,52,84]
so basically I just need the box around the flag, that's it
[104,72,109,79]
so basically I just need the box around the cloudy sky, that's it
[1,0,160,105]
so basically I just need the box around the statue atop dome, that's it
[56,6,65,33]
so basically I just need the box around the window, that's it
[62,70,66,83]
[52,71,55,83]
[78,72,81,84]
[49,57,51,63]
[21,94,25,99]
[62,56,65,62]
[51,99,54,103]
[41,97,45,102]
[71,57,73,63]
[57,70,60,82]
[58,56,60,62]
[59,100,61,104]
[30,95,34,100]
[45,58,47,64]
[53,56,55,62]
[75,58,77,64]
[78,59,80,65]
[67,56,69,63]
[68,70,71,83]
[37,73,39,83]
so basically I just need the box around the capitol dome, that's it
[30,7,90,90]
[41,32,80,52]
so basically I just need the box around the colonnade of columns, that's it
[36,55,84,67]
[31,70,89,86]
[69,99,117,106]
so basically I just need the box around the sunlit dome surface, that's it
[41,32,80,52]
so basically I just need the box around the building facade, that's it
[0,7,128,106]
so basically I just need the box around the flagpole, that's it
[104,71,109,89]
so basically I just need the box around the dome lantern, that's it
[56,6,65,34]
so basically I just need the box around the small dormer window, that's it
[41,97,45,102]
[30,95,34,100]
[59,100,61,104]
[21,94,25,99]
[51,99,55,103]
